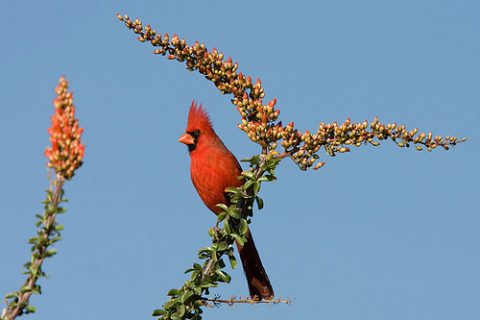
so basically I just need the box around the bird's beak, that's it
[178,133,194,145]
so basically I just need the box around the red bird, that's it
[178,102,274,300]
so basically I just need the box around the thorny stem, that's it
[1,176,65,320]
[275,147,300,160]
[202,296,292,307]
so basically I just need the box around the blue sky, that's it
[1,1,479,319]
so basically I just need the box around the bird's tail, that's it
[235,229,274,300]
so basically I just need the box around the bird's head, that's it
[178,101,215,152]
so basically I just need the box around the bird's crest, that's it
[187,101,213,132]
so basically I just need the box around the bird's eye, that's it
[194,129,201,136]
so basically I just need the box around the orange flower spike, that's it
[45,76,84,180]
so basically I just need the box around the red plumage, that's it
[178,102,274,300]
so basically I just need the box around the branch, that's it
[116,14,465,171]
[2,177,65,320]
[201,295,292,307]
[151,154,281,320]
[1,76,84,320]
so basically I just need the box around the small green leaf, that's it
[152,309,165,316]
[164,298,179,309]
[56,208,67,214]
[216,270,231,283]
[4,292,17,299]
[228,254,237,269]
[227,207,241,219]
[20,285,32,293]
[225,186,239,194]
[224,219,231,234]
[265,174,276,181]
[167,289,179,296]
[175,304,186,317]
[256,196,264,210]
[244,180,254,190]
[25,305,36,314]
[215,203,229,212]
[217,212,227,222]
[28,237,38,244]
[239,219,248,236]
[208,227,215,237]
[241,155,260,164]
[182,290,195,304]
[31,285,41,294]
[217,258,226,269]
[217,241,228,251]
[241,171,254,179]
[232,233,245,246]
[253,181,261,194]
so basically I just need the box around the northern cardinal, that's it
[178,102,274,300]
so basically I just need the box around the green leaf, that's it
[256,196,264,210]
[216,270,231,283]
[228,254,237,269]
[225,186,239,194]
[217,241,229,251]
[227,207,241,219]
[217,212,227,222]
[152,309,165,316]
[31,285,41,294]
[241,155,260,164]
[241,171,255,179]
[224,218,231,235]
[164,298,179,309]
[253,181,261,194]
[50,236,62,244]
[215,203,229,212]
[231,233,245,246]
[25,305,36,314]
[198,247,212,259]
[264,174,276,181]
[182,290,195,304]
[208,227,216,237]
[167,289,179,296]
[4,292,17,300]
[174,303,186,317]
[217,258,226,269]
[55,224,64,231]
[243,180,254,190]
[56,207,67,214]
[20,285,32,293]
[28,237,38,244]
[239,219,248,236]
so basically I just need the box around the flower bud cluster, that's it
[118,14,282,148]
[118,14,465,171]
[44,77,84,180]
[369,117,463,151]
